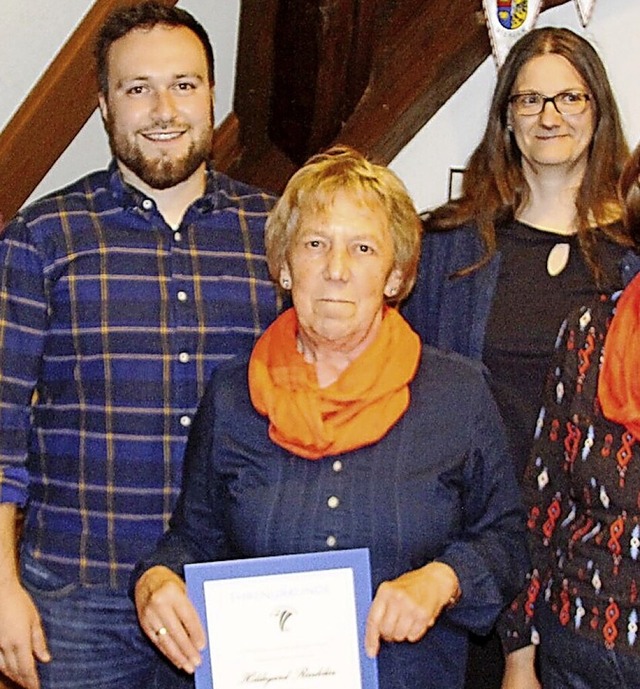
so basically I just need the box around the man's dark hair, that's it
[95,1,215,94]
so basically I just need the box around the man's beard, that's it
[106,116,213,190]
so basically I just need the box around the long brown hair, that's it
[429,27,631,280]
[619,143,640,245]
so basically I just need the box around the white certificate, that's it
[185,549,378,689]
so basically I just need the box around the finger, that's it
[405,616,431,643]
[178,600,206,651]
[139,595,202,672]
[3,649,41,689]
[364,597,387,658]
[152,625,199,674]
[166,613,204,671]
[31,621,51,664]
[372,587,405,641]
[0,651,11,685]
[364,621,381,659]
[147,607,203,674]
[140,613,165,645]
[381,610,416,644]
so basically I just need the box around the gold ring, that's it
[155,626,168,639]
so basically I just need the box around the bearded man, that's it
[0,4,283,688]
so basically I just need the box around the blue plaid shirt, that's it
[0,161,284,590]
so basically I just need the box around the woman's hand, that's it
[364,562,460,657]
[501,645,541,689]
[134,565,206,674]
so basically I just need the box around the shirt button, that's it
[174,231,182,242]
[178,352,190,364]
[180,415,192,428]
[177,291,188,302]
[142,198,153,210]
[326,535,337,547]
[327,496,339,509]
[332,460,343,473]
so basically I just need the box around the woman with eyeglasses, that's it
[499,145,640,688]
[402,26,637,689]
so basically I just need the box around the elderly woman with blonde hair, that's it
[132,146,528,689]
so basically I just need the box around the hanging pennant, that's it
[573,0,596,26]
[483,0,543,67]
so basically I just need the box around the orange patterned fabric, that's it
[598,273,640,440]
[248,307,421,459]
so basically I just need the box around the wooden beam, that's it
[333,0,487,162]
[225,0,571,192]
[0,0,178,222]
[0,0,576,219]
[223,0,298,193]
[268,0,377,164]
[317,0,574,163]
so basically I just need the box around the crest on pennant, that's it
[497,0,529,30]
[483,0,542,66]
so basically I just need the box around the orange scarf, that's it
[248,307,421,459]
[598,273,640,440]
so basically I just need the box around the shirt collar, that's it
[107,159,222,216]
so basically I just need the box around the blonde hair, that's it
[266,145,422,303]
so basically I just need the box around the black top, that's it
[482,220,626,480]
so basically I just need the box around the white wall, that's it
[1,0,637,213]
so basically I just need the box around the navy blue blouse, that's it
[135,346,528,689]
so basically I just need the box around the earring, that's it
[506,123,514,132]
[281,278,291,290]
[388,286,398,296]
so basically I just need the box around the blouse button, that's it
[327,496,339,509]
[180,415,192,428]
[174,231,182,242]
[326,535,337,547]
[178,352,190,364]
[142,198,153,210]
[332,460,343,473]
[177,290,188,303]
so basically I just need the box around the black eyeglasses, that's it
[508,91,591,116]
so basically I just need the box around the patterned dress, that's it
[500,289,640,657]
